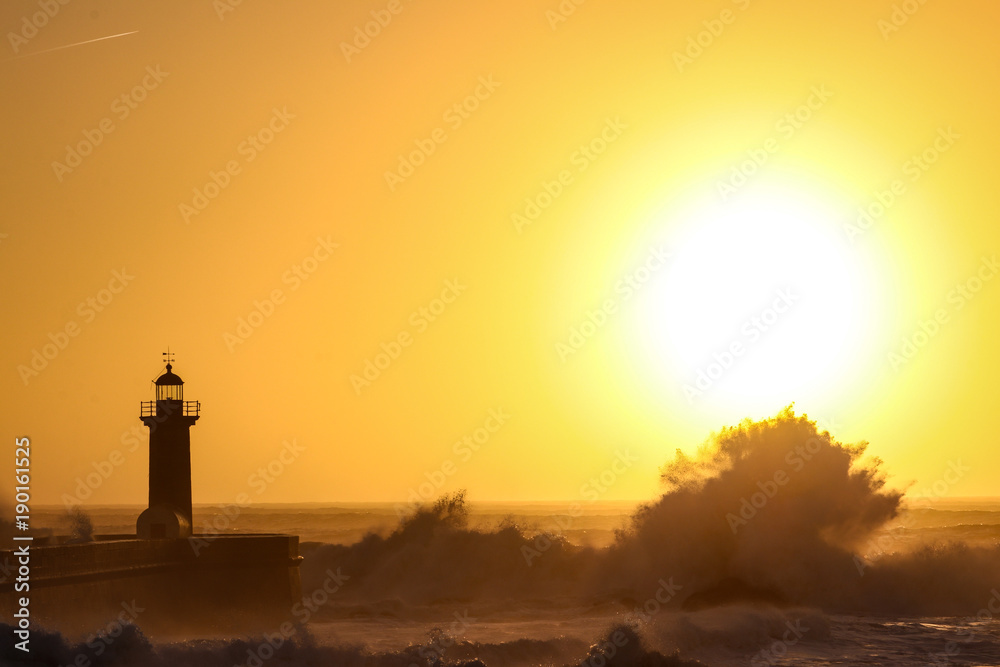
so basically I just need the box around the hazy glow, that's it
[638,180,882,415]
[1,1,998,506]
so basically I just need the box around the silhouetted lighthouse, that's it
[136,352,200,539]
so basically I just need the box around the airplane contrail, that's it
[3,30,139,62]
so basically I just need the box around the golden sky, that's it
[2,0,998,508]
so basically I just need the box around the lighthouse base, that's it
[137,503,192,539]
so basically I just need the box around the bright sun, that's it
[634,179,883,415]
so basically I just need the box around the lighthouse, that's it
[136,352,200,539]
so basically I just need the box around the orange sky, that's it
[2,0,999,508]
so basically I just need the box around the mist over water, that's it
[599,406,902,609]
[303,407,1000,617]
[11,408,1000,665]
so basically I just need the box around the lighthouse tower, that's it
[136,352,200,539]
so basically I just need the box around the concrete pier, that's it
[0,533,302,637]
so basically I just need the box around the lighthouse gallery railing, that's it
[139,401,200,418]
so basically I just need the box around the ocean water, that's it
[33,496,1000,552]
[34,500,642,548]
[18,416,1000,665]
[25,498,1000,666]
